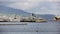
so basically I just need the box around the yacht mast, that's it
[56,2,60,16]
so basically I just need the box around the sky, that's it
[0,0,60,15]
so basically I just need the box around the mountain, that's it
[0,5,55,20]
[37,14,55,20]
[0,5,31,16]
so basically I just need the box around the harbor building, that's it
[8,14,22,22]
[0,14,22,22]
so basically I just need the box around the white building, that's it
[0,14,22,22]
[8,15,22,22]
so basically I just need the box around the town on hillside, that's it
[0,13,60,22]
[0,13,47,22]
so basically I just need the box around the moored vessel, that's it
[54,16,60,21]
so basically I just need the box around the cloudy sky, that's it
[0,0,60,15]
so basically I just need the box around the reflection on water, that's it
[0,21,60,34]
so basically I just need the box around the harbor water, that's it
[0,21,60,34]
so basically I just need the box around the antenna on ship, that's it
[32,13,36,17]
[31,13,36,19]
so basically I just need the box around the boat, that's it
[35,19,47,22]
[54,16,60,21]
[20,18,46,22]
[54,11,60,21]
[20,13,47,22]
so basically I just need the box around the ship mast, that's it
[56,2,59,17]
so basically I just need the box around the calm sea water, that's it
[0,21,60,34]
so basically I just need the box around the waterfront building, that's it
[0,13,22,22]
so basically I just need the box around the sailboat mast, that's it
[56,2,59,16]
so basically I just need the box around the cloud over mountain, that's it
[0,0,60,15]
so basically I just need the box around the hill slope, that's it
[0,5,30,16]
[0,5,55,20]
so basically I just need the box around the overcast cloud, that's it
[0,0,60,15]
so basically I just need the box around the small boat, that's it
[35,19,47,22]
[54,16,60,21]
